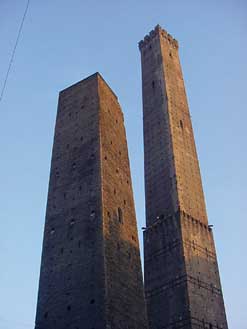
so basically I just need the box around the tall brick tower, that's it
[35,73,148,329]
[139,25,228,329]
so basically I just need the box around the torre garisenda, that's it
[34,25,228,329]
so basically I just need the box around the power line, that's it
[0,0,31,103]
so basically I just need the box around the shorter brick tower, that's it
[139,25,228,329]
[35,73,148,329]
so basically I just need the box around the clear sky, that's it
[0,0,246,328]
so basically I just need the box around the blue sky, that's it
[0,0,246,328]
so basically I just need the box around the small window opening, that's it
[50,228,55,235]
[90,210,95,218]
[90,299,95,304]
[152,81,155,89]
[180,120,183,130]
[44,312,48,319]
[67,305,71,311]
[118,207,123,223]
[80,136,83,141]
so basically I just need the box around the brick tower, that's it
[35,73,148,329]
[139,26,228,329]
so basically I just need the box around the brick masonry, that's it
[139,25,228,329]
[34,73,148,329]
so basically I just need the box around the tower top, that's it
[59,72,118,100]
[138,24,179,50]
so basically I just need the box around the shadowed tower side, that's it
[34,73,148,329]
[139,25,228,329]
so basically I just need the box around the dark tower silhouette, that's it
[139,25,228,329]
[34,73,148,329]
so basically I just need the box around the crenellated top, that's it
[138,24,179,50]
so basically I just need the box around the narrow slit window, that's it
[118,207,123,223]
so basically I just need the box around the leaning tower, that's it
[139,25,228,329]
[34,73,148,329]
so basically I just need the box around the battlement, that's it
[138,24,178,50]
